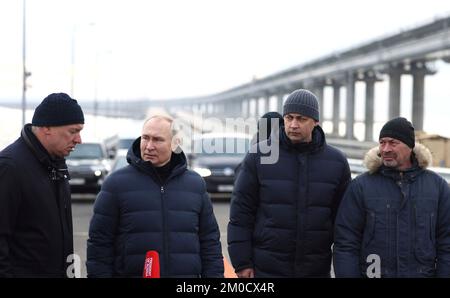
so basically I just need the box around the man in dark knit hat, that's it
[0,93,84,277]
[334,117,450,278]
[228,89,351,277]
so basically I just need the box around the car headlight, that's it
[90,165,106,176]
[193,167,212,177]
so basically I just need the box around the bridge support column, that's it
[246,99,251,118]
[388,66,402,119]
[232,100,238,117]
[313,85,324,124]
[265,96,271,114]
[411,61,435,131]
[215,103,222,116]
[345,73,356,140]
[364,77,376,141]
[332,83,341,136]
[235,99,242,117]
[277,93,285,114]
[227,100,233,118]
[208,103,214,116]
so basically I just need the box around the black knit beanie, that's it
[32,93,85,126]
[379,117,415,148]
[283,89,319,121]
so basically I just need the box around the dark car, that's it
[66,141,111,193]
[109,149,128,173]
[188,133,251,199]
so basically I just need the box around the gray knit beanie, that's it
[282,89,319,121]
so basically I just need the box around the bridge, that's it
[145,15,450,142]
[3,15,449,142]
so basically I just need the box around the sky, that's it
[2,0,450,102]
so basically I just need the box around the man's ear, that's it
[42,126,53,136]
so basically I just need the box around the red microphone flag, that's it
[143,250,160,278]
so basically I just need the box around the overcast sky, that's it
[1,0,450,102]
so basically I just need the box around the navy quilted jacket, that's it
[228,126,350,277]
[334,144,450,278]
[87,139,223,277]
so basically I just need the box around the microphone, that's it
[143,250,160,278]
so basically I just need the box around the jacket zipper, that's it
[160,185,168,277]
[386,202,390,276]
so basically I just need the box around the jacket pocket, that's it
[414,201,437,265]
[253,221,265,244]
[430,212,436,243]
[363,211,375,248]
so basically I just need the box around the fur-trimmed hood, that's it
[363,143,433,174]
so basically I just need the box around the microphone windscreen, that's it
[143,250,160,278]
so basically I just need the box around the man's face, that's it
[283,113,317,143]
[45,124,83,158]
[140,118,173,167]
[379,137,412,170]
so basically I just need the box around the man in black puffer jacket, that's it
[228,89,351,277]
[0,93,84,277]
[87,115,224,277]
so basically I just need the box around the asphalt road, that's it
[72,195,231,278]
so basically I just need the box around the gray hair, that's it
[143,115,178,137]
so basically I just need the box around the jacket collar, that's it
[363,142,432,177]
[126,137,187,182]
[279,125,325,154]
[21,124,69,180]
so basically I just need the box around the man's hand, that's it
[236,268,255,278]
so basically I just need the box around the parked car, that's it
[188,132,252,198]
[66,141,111,193]
[110,149,128,173]
[103,135,136,159]
[117,137,135,151]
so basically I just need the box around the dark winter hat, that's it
[283,89,319,121]
[379,117,415,148]
[32,93,84,126]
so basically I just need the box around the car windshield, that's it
[68,143,104,160]
[193,137,250,157]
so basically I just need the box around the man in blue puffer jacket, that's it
[87,115,223,277]
[334,117,450,278]
[228,89,351,277]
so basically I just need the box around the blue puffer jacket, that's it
[228,126,351,277]
[87,139,224,277]
[334,144,450,278]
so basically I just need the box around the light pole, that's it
[70,25,76,98]
[21,0,31,126]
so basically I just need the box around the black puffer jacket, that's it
[0,124,73,277]
[87,138,223,277]
[228,126,350,277]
